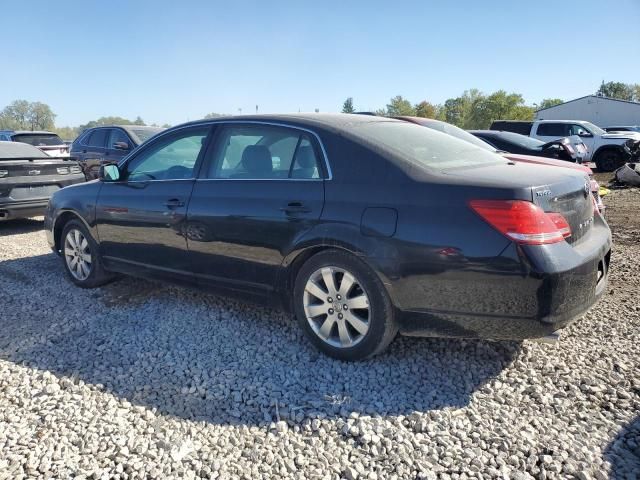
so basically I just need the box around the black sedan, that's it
[0,141,84,221]
[469,130,584,162]
[45,114,611,360]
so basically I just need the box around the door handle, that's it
[164,198,185,208]
[280,202,311,214]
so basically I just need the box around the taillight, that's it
[546,212,571,238]
[469,200,571,245]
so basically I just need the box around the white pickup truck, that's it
[490,119,640,171]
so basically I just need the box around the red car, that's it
[395,117,605,215]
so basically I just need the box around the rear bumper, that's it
[0,199,48,220]
[393,219,612,340]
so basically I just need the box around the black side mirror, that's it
[578,131,593,138]
[99,164,121,182]
[113,141,130,150]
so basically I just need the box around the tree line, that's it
[0,100,171,140]
[342,80,640,130]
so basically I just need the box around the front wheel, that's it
[293,250,397,360]
[61,219,114,288]
[595,149,624,172]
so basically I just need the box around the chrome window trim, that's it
[117,120,333,182]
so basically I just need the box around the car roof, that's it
[172,113,402,134]
[0,140,50,158]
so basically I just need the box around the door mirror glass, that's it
[101,164,120,182]
[113,141,130,150]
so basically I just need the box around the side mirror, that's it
[113,141,130,150]
[578,131,593,138]
[100,164,121,182]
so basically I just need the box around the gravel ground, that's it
[0,189,638,480]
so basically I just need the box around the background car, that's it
[395,117,605,214]
[46,114,610,360]
[490,119,640,171]
[468,130,585,162]
[0,141,84,221]
[604,125,640,133]
[0,130,70,157]
[70,125,165,179]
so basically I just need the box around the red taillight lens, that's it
[546,212,571,238]
[469,200,571,245]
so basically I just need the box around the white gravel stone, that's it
[0,192,638,479]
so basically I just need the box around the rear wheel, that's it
[61,219,114,288]
[293,249,397,360]
[594,149,624,172]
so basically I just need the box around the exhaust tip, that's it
[531,331,561,344]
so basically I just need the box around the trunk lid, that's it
[530,173,594,245]
[440,162,594,245]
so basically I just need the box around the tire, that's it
[594,149,624,172]
[60,219,114,288]
[293,249,397,360]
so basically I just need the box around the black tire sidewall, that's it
[293,250,396,361]
[60,220,107,288]
[596,150,622,172]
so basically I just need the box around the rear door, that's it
[96,125,211,279]
[534,122,569,142]
[81,128,109,178]
[186,122,326,295]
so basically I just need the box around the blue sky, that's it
[2,0,639,127]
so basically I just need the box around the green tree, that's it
[341,97,355,113]
[414,101,437,118]
[53,126,80,141]
[78,116,146,131]
[27,102,56,130]
[1,100,32,129]
[385,95,415,116]
[537,98,564,110]
[597,81,635,101]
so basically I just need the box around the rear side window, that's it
[86,129,108,147]
[206,125,321,179]
[536,123,569,136]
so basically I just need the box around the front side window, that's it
[108,128,130,148]
[125,127,209,181]
[206,125,321,179]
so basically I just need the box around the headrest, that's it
[296,145,316,168]
[241,145,272,176]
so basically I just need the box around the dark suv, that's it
[70,125,164,179]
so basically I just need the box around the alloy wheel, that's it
[64,228,92,281]
[303,266,370,348]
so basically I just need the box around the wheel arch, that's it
[278,236,399,312]
[53,210,93,252]
[592,144,624,160]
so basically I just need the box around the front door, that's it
[96,125,211,279]
[186,123,326,295]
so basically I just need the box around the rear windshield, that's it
[349,121,507,169]
[12,133,64,146]
[423,121,497,152]
[129,127,164,143]
[492,132,546,149]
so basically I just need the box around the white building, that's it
[535,95,640,127]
